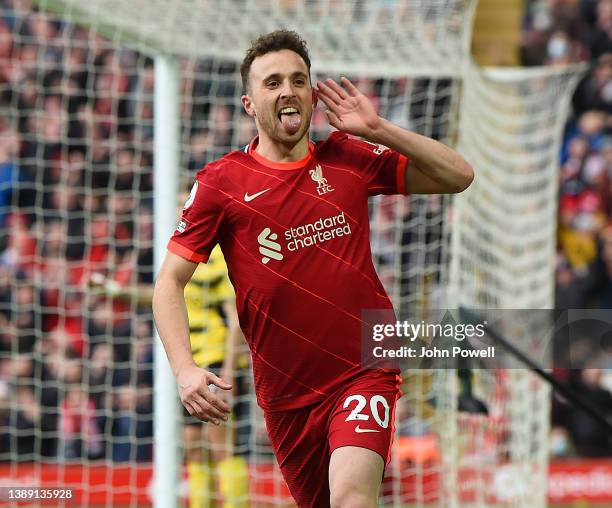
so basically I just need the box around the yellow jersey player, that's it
[183,245,249,508]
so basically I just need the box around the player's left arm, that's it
[316,77,474,194]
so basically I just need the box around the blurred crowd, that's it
[0,0,263,464]
[521,0,612,457]
[0,0,160,461]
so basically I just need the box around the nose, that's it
[279,79,296,98]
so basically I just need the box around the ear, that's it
[241,94,256,117]
[312,88,318,108]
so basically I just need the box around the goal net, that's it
[0,0,581,506]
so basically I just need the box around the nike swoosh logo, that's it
[244,188,271,202]
[354,425,380,434]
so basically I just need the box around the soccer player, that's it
[153,30,473,508]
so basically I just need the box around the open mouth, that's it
[277,106,302,134]
[277,106,300,121]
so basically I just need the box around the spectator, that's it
[13,384,39,458]
[555,253,598,308]
[0,377,9,458]
[573,52,612,116]
[590,223,612,307]
[13,277,37,353]
[0,124,20,228]
[186,128,213,172]
[86,340,129,402]
[521,0,587,66]
[566,368,612,456]
[235,115,257,148]
[57,384,103,460]
[131,319,153,387]
[0,261,11,318]
[110,384,152,462]
[586,0,612,59]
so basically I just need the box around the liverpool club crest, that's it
[309,164,334,196]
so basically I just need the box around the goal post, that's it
[152,55,182,508]
[0,1,585,507]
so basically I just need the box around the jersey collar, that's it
[247,136,315,170]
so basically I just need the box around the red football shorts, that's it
[264,370,401,508]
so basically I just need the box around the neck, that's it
[254,132,310,162]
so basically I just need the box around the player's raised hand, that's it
[176,364,232,424]
[316,77,381,138]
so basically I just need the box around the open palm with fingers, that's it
[316,77,381,138]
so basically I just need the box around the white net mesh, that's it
[0,0,582,506]
[41,0,475,76]
[452,65,582,309]
[437,63,583,507]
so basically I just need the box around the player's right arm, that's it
[153,251,232,424]
[317,77,473,194]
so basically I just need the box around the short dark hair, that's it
[240,30,311,93]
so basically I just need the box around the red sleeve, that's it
[332,132,409,196]
[167,166,225,263]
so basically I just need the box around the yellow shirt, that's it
[558,227,598,272]
[185,246,234,367]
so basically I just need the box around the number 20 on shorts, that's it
[343,394,390,428]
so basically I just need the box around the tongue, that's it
[280,113,301,135]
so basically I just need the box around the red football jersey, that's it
[168,131,408,411]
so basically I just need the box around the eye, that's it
[266,80,279,88]
[294,78,306,86]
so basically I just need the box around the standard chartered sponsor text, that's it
[285,211,351,251]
